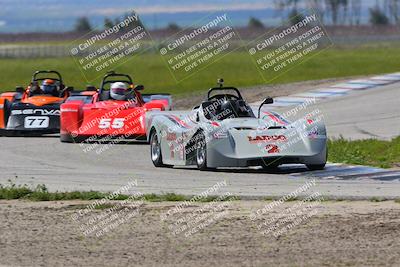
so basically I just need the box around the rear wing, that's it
[0,92,21,102]
[142,93,173,111]
[65,90,97,104]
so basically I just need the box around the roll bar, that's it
[207,78,243,100]
[99,71,134,93]
[32,70,63,83]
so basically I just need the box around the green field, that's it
[328,137,400,168]
[0,46,399,96]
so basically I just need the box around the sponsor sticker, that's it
[12,109,60,116]
[24,116,50,128]
[265,144,280,154]
[248,135,287,143]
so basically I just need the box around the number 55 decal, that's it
[99,118,125,129]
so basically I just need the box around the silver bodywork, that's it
[146,103,327,169]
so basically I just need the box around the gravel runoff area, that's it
[1,200,399,267]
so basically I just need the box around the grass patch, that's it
[369,197,388,202]
[395,199,400,204]
[1,47,400,96]
[262,196,331,202]
[0,182,236,202]
[0,183,114,201]
[0,182,32,200]
[263,196,277,201]
[142,192,187,202]
[328,136,400,168]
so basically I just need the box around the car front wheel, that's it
[150,130,167,167]
[306,163,326,170]
[306,147,327,170]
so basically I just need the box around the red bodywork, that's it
[60,89,169,141]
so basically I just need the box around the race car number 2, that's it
[24,116,49,128]
[98,118,125,129]
[265,144,279,154]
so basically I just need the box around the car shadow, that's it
[81,140,148,145]
[1,134,59,138]
[173,165,310,174]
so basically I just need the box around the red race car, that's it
[60,71,172,143]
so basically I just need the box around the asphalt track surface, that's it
[0,82,399,199]
[310,81,400,140]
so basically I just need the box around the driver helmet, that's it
[110,82,128,100]
[41,79,57,95]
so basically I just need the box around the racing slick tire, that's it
[150,130,168,167]
[306,163,326,170]
[0,99,11,136]
[60,133,86,143]
[306,147,327,170]
[261,160,280,170]
[196,132,215,171]
[60,133,74,143]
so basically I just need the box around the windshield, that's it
[202,99,255,121]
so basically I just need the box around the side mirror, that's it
[258,97,274,118]
[262,97,273,105]
[134,84,144,91]
[15,86,24,93]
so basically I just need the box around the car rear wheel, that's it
[60,133,74,143]
[60,132,86,143]
[1,99,11,136]
[150,130,167,167]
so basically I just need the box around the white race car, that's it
[147,80,327,171]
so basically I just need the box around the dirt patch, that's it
[173,77,355,110]
[0,200,399,266]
